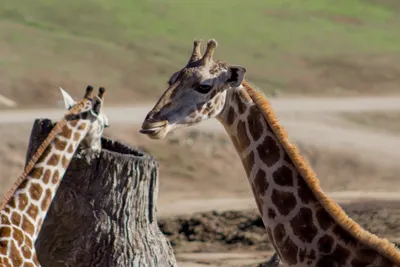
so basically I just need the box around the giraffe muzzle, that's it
[139,120,168,139]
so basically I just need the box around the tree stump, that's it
[26,119,177,267]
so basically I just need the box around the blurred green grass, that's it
[1,0,399,106]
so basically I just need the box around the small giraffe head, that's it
[60,85,109,153]
[140,39,246,139]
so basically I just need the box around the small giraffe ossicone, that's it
[140,39,400,266]
[0,85,109,267]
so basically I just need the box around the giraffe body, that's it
[140,39,400,266]
[0,86,109,266]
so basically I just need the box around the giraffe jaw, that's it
[140,120,169,139]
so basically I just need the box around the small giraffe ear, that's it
[60,87,76,110]
[227,66,246,88]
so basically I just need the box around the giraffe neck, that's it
[0,120,88,266]
[217,82,400,266]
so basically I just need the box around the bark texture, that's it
[27,119,177,267]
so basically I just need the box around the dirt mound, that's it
[159,201,400,254]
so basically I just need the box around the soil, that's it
[159,200,400,253]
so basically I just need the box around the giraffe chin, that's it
[139,122,169,140]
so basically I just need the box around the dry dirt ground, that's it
[342,111,400,135]
[1,113,400,266]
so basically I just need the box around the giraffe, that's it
[140,39,400,266]
[0,85,109,266]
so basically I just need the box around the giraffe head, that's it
[140,39,246,139]
[60,85,109,153]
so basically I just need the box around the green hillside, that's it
[1,0,399,106]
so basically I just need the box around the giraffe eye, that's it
[195,84,212,94]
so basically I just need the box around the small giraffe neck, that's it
[217,81,400,266]
[0,118,89,266]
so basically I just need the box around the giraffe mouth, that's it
[139,120,168,139]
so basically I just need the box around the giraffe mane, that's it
[241,80,400,264]
[0,100,88,211]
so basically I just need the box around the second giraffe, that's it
[0,86,109,266]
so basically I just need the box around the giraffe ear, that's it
[60,87,76,110]
[227,66,246,88]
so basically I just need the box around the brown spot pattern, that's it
[268,208,276,219]
[27,204,39,221]
[21,245,32,259]
[257,136,280,167]
[9,240,23,266]
[318,234,335,254]
[47,154,60,166]
[253,169,268,196]
[13,227,24,246]
[78,122,87,130]
[273,165,293,187]
[280,237,299,265]
[290,207,318,243]
[354,248,378,263]
[378,257,394,267]
[73,132,81,141]
[38,147,51,164]
[316,258,336,267]
[333,225,357,246]
[271,189,297,216]
[69,120,78,127]
[18,193,28,211]
[30,167,43,179]
[54,138,67,151]
[42,169,51,184]
[29,183,43,201]
[330,244,350,265]
[0,239,8,255]
[236,120,250,152]
[61,156,69,169]
[67,144,74,154]
[18,180,29,191]
[21,216,35,236]
[52,170,60,184]
[299,248,306,263]
[247,106,263,141]
[309,249,316,260]
[0,227,12,238]
[273,223,286,245]
[11,212,21,226]
[25,236,32,248]
[226,107,235,126]
[316,207,334,231]
[8,198,16,209]
[41,189,53,211]
[60,125,72,139]
[1,214,10,225]
[297,176,317,204]
[283,153,293,165]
